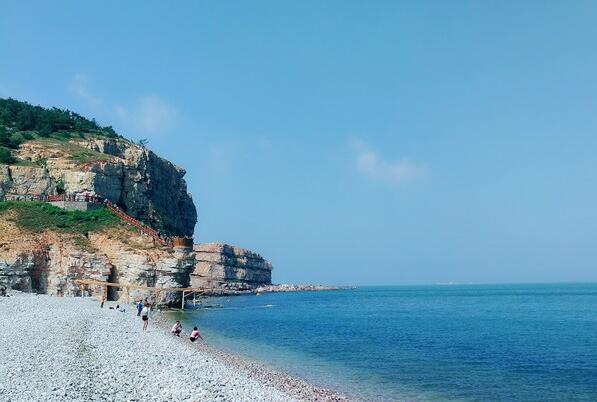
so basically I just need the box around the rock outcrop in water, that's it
[191,243,273,290]
[1,138,196,236]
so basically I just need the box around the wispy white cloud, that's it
[68,73,177,136]
[114,95,176,135]
[203,140,243,177]
[137,95,176,134]
[69,73,102,106]
[349,138,427,184]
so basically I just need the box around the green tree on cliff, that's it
[0,97,122,141]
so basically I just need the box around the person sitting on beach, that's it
[0,286,7,297]
[189,327,203,342]
[141,303,151,331]
[136,300,143,316]
[171,320,182,337]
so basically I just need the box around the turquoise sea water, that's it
[172,284,597,401]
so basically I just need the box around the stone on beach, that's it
[0,292,347,402]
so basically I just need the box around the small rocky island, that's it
[0,98,338,304]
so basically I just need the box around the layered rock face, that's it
[0,138,196,236]
[0,137,278,300]
[191,243,273,289]
[0,215,195,304]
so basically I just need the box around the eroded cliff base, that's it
[0,203,195,304]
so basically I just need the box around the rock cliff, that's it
[0,137,196,236]
[191,243,273,290]
[0,211,195,304]
[0,137,275,301]
[0,99,278,302]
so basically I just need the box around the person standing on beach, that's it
[99,295,106,308]
[136,300,143,316]
[141,303,151,331]
[189,326,203,342]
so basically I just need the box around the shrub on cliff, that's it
[0,202,121,235]
[0,147,15,164]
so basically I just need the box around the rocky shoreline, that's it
[0,291,349,402]
[201,283,349,296]
[256,284,350,293]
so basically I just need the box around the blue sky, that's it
[2,1,597,285]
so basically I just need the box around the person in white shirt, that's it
[171,320,182,336]
[141,303,151,331]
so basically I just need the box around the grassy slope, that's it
[1,133,125,166]
[0,201,121,235]
[36,137,114,164]
[0,202,169,253]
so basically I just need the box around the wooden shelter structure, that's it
[74,279,209,309]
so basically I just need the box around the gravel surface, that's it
[0,292,347,402]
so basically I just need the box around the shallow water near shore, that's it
[169,284,597,401]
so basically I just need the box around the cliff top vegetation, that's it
[0,98,127,164]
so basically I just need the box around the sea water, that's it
[171,284,597,401]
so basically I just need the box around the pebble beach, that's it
[0,292,348,402]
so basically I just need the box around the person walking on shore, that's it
[141,303,151,331]
[136,300,143,316]
[189,326,203,342]
[171,320,182,337]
